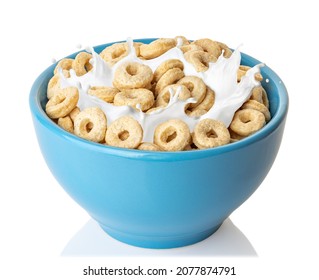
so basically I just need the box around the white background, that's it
[1,0,318,279]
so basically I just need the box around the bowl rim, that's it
[29,38,289,161]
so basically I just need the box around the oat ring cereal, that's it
[113,62,153,90]
[250,86,269,108]
[193,39,232,58]
[113,88,155,111]
[58,116,74,133]
[69,107,80,122]
[192,119,230,149]
[74,107,107,143]
[229,128,245,143]
[241,100,271,122]
[54,58,73,77]
[217,41,233,58]
[175,36,190,45]
[179,43,203,54]
[140,38,177,59]
[45,36,271,151]
[88,86,119,103]
[187,109,207,117]
[191,87,215,112]
[47,71,69,99]
[177,76,207,108]
[155,84,191,107]
[153,59,184,83]
[100,42,141,65]
[105,116,143,149]
[73,52,93,76]
[46,87,79,119]
[237,65,263,82]
[230,108,266,136]
[154,67,185,95]
[153,119,191,151]
[184,50,217,72]
[137,142,162,151]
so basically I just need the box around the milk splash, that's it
[59,38,263,142]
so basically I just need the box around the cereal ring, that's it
[46,87,79,119]
[74,107,107,143]
[184,50,217,72]
[58,116,73,133]
[153,119,191,151]
[88,86,119,103]
[183,135,197,150]
[100,42,141,65]
[47,74,60,100]
[105,116,143,149]
[54,58,73,77]
[183,144,193,151]
[193,39,232,58]
[73,52,93,76]
[155,84,191,107]
[230,109,266,136]
[237,65,263,82]
[154,67,185,95]
[177,76,206,108]
[192,87,215,111]
[192,119,230,149]
[113,62,153,90]
[241,100,271,122]
[175,35,190,46]
[228,128,245,143]
[137,142,162,151]
[69,107,80,122]
[113,88,154,111]
[139,38,177,59]
[180,43,203,53]
[153,59,184,83]
[250,86,269,108]
[47,70,70,99]
[187,109,207,117]
[217,41,233,58]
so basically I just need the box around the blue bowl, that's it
[29,39,288,248]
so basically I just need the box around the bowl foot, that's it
[99,223,223,249]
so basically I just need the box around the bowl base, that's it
[99,223,223,249]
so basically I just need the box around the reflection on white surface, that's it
[61,218,257,257]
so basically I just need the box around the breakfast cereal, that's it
[45,36,271,151]
[46,86,79,119]
[74,107,107,142]
[193,118,230,149]
[113,61,153,90]
[105,116,143,148]
[153,119,191,151]
[230,108,266,136]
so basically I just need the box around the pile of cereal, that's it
[45,36,270,151]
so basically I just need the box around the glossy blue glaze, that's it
[29,39,288,248]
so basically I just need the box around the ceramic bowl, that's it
[29,39,288,248]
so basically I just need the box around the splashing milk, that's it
[59,38,263,142]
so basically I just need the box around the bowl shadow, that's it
[61,218,257,257]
